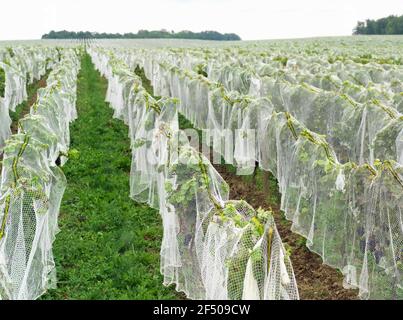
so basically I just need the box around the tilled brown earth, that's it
[214,164,358,300]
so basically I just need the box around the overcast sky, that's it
[0,0,402,40]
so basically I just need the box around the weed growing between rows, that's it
[43,54,178,299]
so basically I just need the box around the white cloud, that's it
[0,0,402,40]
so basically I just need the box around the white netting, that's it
[0,97,11,150]
[2,38,398,300]
[134,49,402,300]
[201,200,297,300]
[0,46,58,151]
[0,48,80,300]
[89,47,300,300]
[88,41,403,299]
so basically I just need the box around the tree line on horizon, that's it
[353,15,403,35]
[41,29,241,41]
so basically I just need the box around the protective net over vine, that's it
[90,47,300,300]
[89,38,402,299]
[0,47,58,151]
[0,48,80,300]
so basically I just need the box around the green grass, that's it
[42,54,178,300]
